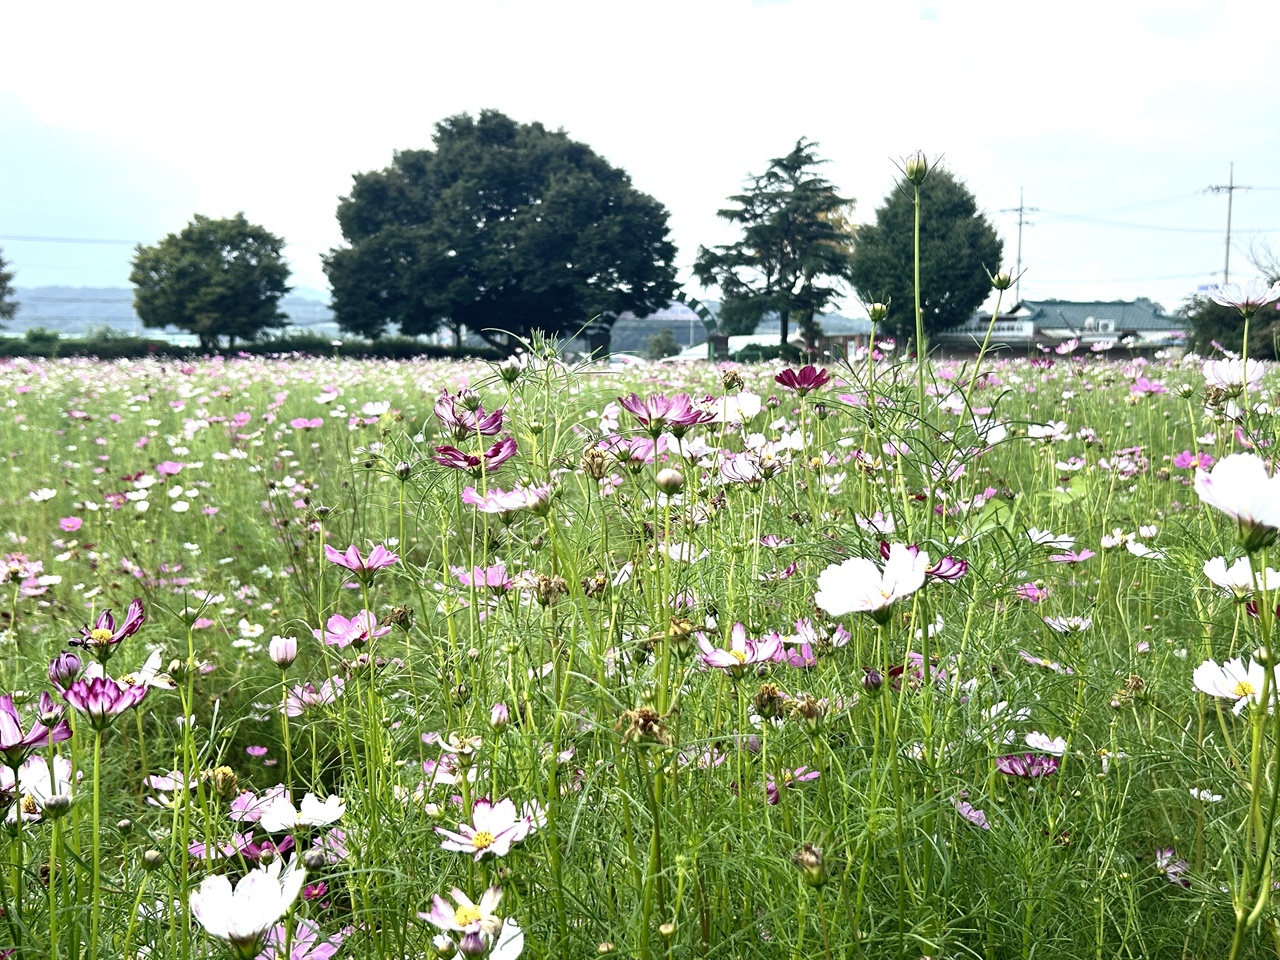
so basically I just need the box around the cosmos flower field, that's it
[1,334,1279,959]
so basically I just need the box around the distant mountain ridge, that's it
[6,286,339,340]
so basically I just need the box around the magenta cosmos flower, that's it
[775,365,831,396]
[434,389,505,441]
[61,674,148,731]
[698,623,783,678]
[995,753,1060,778]
[0,693,72,766]
[69,598,145,662]
[312,612,390,649]
[617,392,714,438]
[435,797,535,861]
[324,544,398,581]
[433,437,518,476]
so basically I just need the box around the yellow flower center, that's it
[21,795,38,816]
[1234,681,1257,698]
[454,904,482,927]
[729,649,748,664]
[90,628,115,644]
[471,830,496,850]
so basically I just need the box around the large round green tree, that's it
[850,166,1003,344]
[130,214,291,351]
[324,110,678,350]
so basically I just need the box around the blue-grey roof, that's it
[1017,299,1188,333]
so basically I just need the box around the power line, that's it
[0,234,140,245]
[1033,211,1276,234]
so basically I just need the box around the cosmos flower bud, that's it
[457,388,482,412]
[813,403,829,421]
[498,354,525,383]
[904,150,929,186]
[43,794,72,819]
[142,849,165,871]
[117,819,133,834]
[991,271,1013,291]
[395,461,413,481]
[302,850,327,871]
[458,932,487,957]
[490,703,510,731]
[792,843,828,887]
[868,302,890,323]
[655,468,684,494]
[862,668,884,694]
[48,651,83,688]
[659,922,676,938]
[268,635,297,669]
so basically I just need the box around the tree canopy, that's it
[849,166,1003,343]
[693,139,855,346]
[0,247,17,327]
[324,110,678,350]
[129,214,291,351]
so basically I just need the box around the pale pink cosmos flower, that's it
[697,623,783,676]
[1210,278,1280,318]
[59,517,82,533]
[1202,358,1265,393]
[313,612,390,649]
[461,485,550,515]
[435,797,533,861]
[1194,453,1280,552]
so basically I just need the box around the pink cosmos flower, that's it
[1049,549,1095,564]
[698,623,783,677]
[1155,847,1190,887]
[1018,650,1075,675]
[1172,450,1213,470]
[434,389,505,441]
[289,418,324,430]
[433,437,518,475]
[435,797,534,860]
[452,564,513,590]
[617,392,714,438]
[284,678,345,717]
[765,766,820,804]
[950,797,990,830]
[774,365,831,396]
[69,598,145,661]
[312,612,390,649]
[60,674,148,731]
[995,753,1060,778]
[1015,583,1049,603]
[155,461,184,477]
[461,485,550,516]
[324,544,399,578]
[258,919,346,960]
[0,693,72,766]
[59,517,82,533]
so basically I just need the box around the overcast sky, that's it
[2,0,1277,318]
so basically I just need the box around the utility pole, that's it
[1207,162,1251,286]
[1000,188,1037,303]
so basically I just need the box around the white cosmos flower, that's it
[1203,556,1280,595]
[814,544,929,623]
[189,855,305,955]
[1210,278,1280,316]
[1203,358,1265,392]
[1026,528,1074,550]
[1192,657,1275,715]
[1194,454,1280,551]
[256,792,346,834]
[1024,731,1067,755]
[1189,787,1224,803]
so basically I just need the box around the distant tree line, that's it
[116,110,1017,355]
